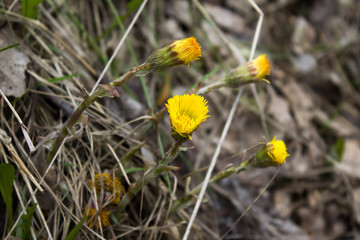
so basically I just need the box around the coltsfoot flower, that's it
[250,54,271,79]
[171,37,201,65]
[144,37,201,73]
[254,136,290,167]
[83,207,111,228]
[89,173,125,204]
[165,94,209,140]
[222,54,271,88]
[240,136,289,170]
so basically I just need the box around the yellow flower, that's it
[250,54,271,79]
[217,54,271,91]
[83,207,111,228]
[89,173,125,204]
[165,94,209,140]
[172,37,201,65]
[143,37,201,73]
[254,136,290,167]
[99,210,111,227]
[266,137,289,165]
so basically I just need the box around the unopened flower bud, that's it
[140,37,201,75]
[241,137,289,169]
[223,54,271,87]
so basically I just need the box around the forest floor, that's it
[1,0,360,239]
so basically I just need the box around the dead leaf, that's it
[0,28,29,97]
[337,139,360,178]
[204,3,245,33]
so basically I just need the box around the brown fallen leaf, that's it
[0,27,29,97]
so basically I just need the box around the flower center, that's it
[175,113,196,133]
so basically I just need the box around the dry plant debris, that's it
[0,0,360,240]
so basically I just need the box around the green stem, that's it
[170,165,247,215]
[196,81,225,95]
[196,79,265,95]
[116,141,182,213]
[47,64,147,162]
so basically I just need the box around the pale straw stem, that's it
[107,144,131,186]
[90,0,149,94]
[248,0,270,139]
[182,88,243,240]
[0,89,36,152]
[183,0,264,238]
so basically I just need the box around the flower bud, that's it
[142,37,201,74]
[254,136,289,167]
[241,137,289,169]
[223,54,271,87]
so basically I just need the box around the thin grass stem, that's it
[183,1,264,238]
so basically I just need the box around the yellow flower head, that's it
[266,137,290,165]
[219,54,271,90]
[250,54,271,79]
[143,37,201,74]
[253,136,289,168]
[165,94,209,140]
[171,37,201,65]
[83,207,111,228]
[89,173,125,204]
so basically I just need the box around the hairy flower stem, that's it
[196,79,265,95]
[170,165,247,215]
[196,81,225,95]
[47,64,147,162]
[116,141,183,213]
